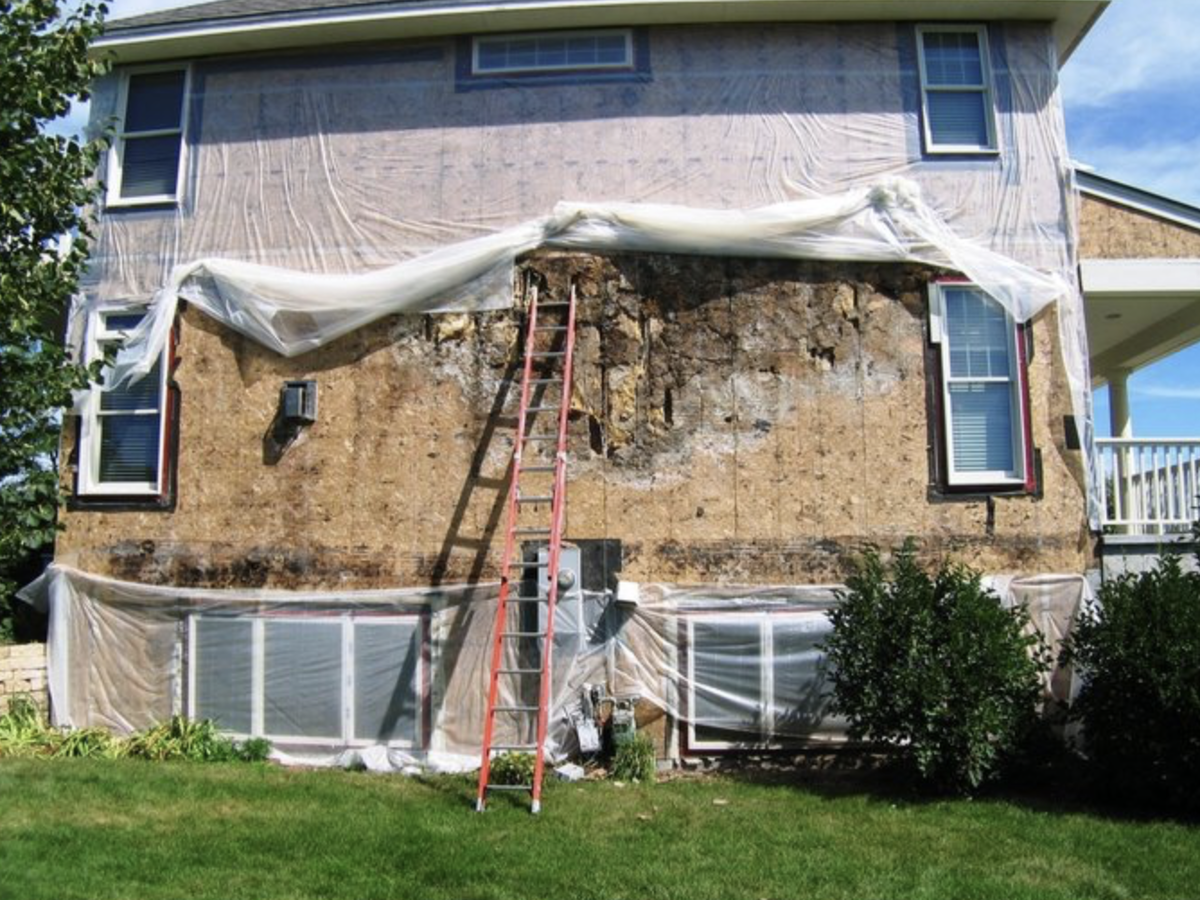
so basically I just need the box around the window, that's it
[188,612,427,748]
[929,282,1032,489]
[916,25,997,153]
[685,611,841,752]
[108,67,189,205]
[472,29,633,75]
[76,308,171,498]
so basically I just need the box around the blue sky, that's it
[75,0,1200,437]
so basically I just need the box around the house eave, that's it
[94,0,1109,66]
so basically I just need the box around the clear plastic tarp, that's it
[19,564,1090,769]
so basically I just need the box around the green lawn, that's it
[1,759,1197,900]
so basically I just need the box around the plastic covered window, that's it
[916,26,997,153]
[473,30,633,75]
[930,283,1030,488]
[77,308,169,497]
[109,68,188,205]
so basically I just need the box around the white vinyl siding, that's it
[472,30,633,75]
[930,284,1027,487]
[77,308,169,496]
[916,26,997,153]
[686,612,835,751]
[188,614,424,748]
[107,66,189,206]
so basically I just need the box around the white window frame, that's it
[77,304,170,497]
[471,29,634,76]
[685,611,829,752]
[928,282,1030,488]
[105,63,192,208]
[186,612,427,750]
[915,24,998,154]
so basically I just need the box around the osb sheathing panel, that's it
[57,252,1090,589]
[1079,195,1200,259]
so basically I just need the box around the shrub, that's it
[1065,551,1200,810]
[125,716,240,762]
[610,733,656,783]
[0,695,60,758]
[489,751,535,786]
[236,737,273,763]
[822,542,1048,794]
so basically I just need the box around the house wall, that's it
[58,251,1090,588]
[1079,195,1200,258]
[0,643,49,718]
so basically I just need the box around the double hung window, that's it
[929,283,1032,489]
[916,25,998,153]
[108,67,189,205]
[77,308,170,497]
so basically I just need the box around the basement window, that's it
[107,66,190,206]
[685,612,834,752]
[76,307,172,498]
[188,612,427,748]
[916,25,998,153]
[928,282,1033,490]
[472,29,634,75]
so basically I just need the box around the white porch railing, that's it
[1097,438,1200,534]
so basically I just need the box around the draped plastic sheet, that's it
[76,22,1098,520]
[18,565,1090,770]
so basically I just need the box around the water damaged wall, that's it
[57,251,1090,588]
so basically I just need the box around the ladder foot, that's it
[530,799,541,815]
[475,798,487,813]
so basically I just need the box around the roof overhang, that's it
[94,0,1109,66]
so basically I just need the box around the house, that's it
[29,0,1196,768]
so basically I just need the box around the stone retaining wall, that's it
[0,642,48,717]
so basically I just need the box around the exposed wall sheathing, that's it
[1079,195,1200,259]
[58,252,1089,587]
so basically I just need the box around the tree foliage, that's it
[822,542,1049,793]
[0,0,108,639]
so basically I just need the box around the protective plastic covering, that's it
[19,564,1090,769]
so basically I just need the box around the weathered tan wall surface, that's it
[59,253,1089,587]
[0,643,48,717]
[1079,195,1200,258]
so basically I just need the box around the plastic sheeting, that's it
[19,564,1091,769]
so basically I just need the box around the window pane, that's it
[98,413,161,483]
[927,91,990,147]
[596,34,628,63]
[537,37,567,66]
[264,620,343,740]
[193,618,253,734]
[100,357,161,412]
[692,619,762,743]
[124,70,186,132]
[120,135,182,199]
[354,621,420,744]
[103,312,146,333]
[770,617,835,739]
[922,32,983,86]
[945,289,1012,378]
[949,382,1016,473]
[566,36,599,65]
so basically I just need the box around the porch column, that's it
[1108,368,1133,438]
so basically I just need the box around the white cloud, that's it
[1061,0,1200,108]
[1071,134,1200,206]
[1132,384,1200,401]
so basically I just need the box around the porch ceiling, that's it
[1081,260,1200,385]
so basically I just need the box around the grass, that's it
[1,760,1198,900]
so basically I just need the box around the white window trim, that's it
[915,24,998,155]
[929,282,1029,488]
[105,63,192,208]
[77,304,170,497]
[186,612,426,750]
[685,611,828,752]
[471,28,634,76]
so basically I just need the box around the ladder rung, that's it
[519,465,556,474]
[525,378,561,386]
[501,630,546,638]
[524,405,560,413]
[514,527,551,535]
[493,705,541,713]
[497,669,542,676]
[535,325,569,332]
[486,784,533,792]
[529,351,566,358]
[524,434,558,441]
[490,742,539,750]
[517,495,554,504]
[537,302,571,309]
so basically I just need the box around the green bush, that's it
[0,696,60,758]
[489,751,535,786]
[1065,551,1200,810]
[610,733,656,783]
[236,737,273,763]
[822,542,1048,794]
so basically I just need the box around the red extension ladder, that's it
[475,282,578,814]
